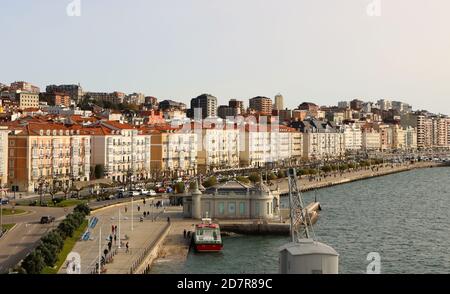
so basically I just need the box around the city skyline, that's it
[1,0,450,113]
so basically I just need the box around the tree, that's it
[248,173,261,183]
[277,170,286,179]
[174,182,185,194]
[41,231,64,251]
[21,251,45,274]
[94,164,105,180]
[203,176,217,188]
[74,203,90,216]
[236,176,250,184]
[37,243,58,266]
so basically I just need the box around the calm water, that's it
[152,167,450,274]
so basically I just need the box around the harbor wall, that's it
[280,162,443,194]
[132,222,172,274]
[220,223,289,236]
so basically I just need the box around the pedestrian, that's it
[112,224,115,234]
[115,225,117,232]
[125,207,128,213]
[167,216,170,223]
[125,242,129,253]
[138,205,141,212]
[114,234,117,243]
[183,229,187,239]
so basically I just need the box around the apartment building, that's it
[249,97,272,115]
[392,125,405,150]
[417,115,433,149]
[240,124,271,167]
[7,121,91,192]
[46,84,84,103]
[189,94,218,119]
[17,92,39,109]
[373,124,393,151]
[0,127,9,187]
[10,81,40,94]
[404,126,417,150]
[361,128,381,151]
[434,117,448,148]
[90,121,151,183]
[343,124,362,151]
[149,125,197,177]
[269,125,302,164]
[197,124,239,173]
[292,120,345,160]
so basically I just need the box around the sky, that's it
[1,0,450,114]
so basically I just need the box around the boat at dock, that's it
[193,218,223,252]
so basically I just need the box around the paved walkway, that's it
[60,198,169,274]
[275,162,439,194]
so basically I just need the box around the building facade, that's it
[0,127,9,187]
[183,180,277,220]
[249,97,272,115]
[190,94,218,119]
[7,122,91,192]
[17,92,39,109]
[90,121,151,183]
[149,126,197,178]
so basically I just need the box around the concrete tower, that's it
[191,178,202,219]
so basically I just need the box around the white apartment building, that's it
[240,125,271,167]
[197,125,240,172]
[343,124,362,151]
[362,129,381,151]
[404,126,417,150]
[269,125,302,164]
[0,127,9,187]
[90,121,151,183]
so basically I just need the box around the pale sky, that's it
[1,0,450,114]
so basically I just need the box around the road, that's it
[0,205,70,273]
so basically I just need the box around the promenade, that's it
[275,161,440,194]
[59,198,169,274]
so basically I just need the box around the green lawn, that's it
[42,219,88,274]
[52,199,86,207]
[1,223,15,231]
[1,208,26,215]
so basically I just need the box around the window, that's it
[228,202,236,216]
[218,202,225,215]
[267,202,270,215]
[9,140,15,147]
[9,149,14,156]
[255,202,260,216]
[239,202,245,215]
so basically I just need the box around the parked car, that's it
[148,190,157,196]
[156,187,166,193]
[1,198,9,205]
[137,189,149,196]
[127,191,140,197]
[40,216,55,224]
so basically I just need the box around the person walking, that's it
[125,206,128,213]
[125,242,129,253]
[183,229,187,239]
